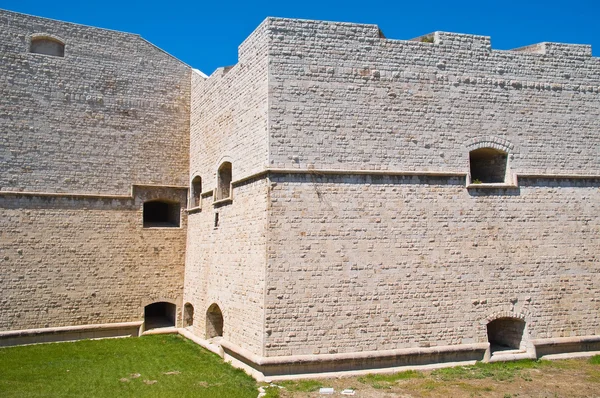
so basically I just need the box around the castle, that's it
[1,9,599,380]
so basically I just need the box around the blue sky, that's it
[2,0,598,74]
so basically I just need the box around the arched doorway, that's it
[487,317,526,353]
[144,302,176,330]
[183,303,194,328]
[206,303,224,339]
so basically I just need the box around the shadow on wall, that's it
[467,187,521,197]
[273,173,466,186]
[518,177,600,188]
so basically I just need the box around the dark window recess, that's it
[216,162,232,200]
[214,212,219,228]
[191,176,202,207]
[144,302,176,330]
[206,303,224,339]
[30,37,65,57]
[469,148,508,183]
[487,317,526,353]
[143,201,180,228]
[183,303,194,328]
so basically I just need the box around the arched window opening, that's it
[183,303,194,328]
[487,317,526,354]
[191,176,202,208]
[30,36,65,57]
[216,162,232,201]
[143,200,180,228]
[144,302,176,330]
[469,148,508,184]
[206,303,224,339]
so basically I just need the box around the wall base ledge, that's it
[177,328,224,357]
[530,334,600,346]
[0,321,143,347]
[540,351,600,361]
[488,351,536,363]
[209,335,600,381]
[218,340,488,381]
[531,335,600,357]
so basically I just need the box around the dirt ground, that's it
[268,358,600,398]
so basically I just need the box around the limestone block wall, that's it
[264,174,600,356]
[183,179,268,355]
[0,10,190,334]
[189,20,269,192]
[0,186,187,331]
[185,20,270,355]
[266,18,600,175]
[0,9,190,195]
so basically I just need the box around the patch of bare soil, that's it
[275,358,600,398]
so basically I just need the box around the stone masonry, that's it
[262,19,600,359]
[0,9,190,335]
[1,10,599,379]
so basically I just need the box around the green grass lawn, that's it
[0,334,257,398]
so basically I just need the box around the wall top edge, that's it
[201,17,596,73]
[0,8,140,38]
[0,8,192,68]
[263,17,594,58]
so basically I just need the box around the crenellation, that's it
[431,31,492,51]
[509,42,593,58]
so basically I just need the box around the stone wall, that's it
[266,18,600,176]
[2,11,599,370]
[0,187,187,331]
[265,174,600,356]
[185,20,270,356]
[0,10,190,334]
[189,20,270,192]
[184,179,268,355]
[261,18,600,358]
[0,10,190,195]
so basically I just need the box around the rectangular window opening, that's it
[143,201,180,228]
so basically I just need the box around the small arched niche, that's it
[191,176,202,208]
[469,147,508,184]
[216,162,232,201]
[206,303,224,339]
[487,317,526,353]
[144,302,176,330]
[183,302,194,328]
[30,36,65,57]
[143,200,180,228]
